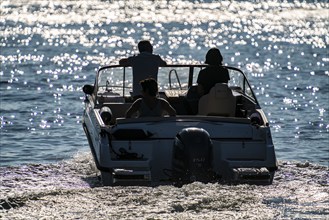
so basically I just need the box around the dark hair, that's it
[205,48,223,65]
[140,78,158,97]
[138,40,153,53]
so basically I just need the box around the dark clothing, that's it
[197,66,230,95]
[125,52,166,96]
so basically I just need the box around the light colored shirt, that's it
[126,52,166,96]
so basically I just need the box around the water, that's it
[0,0,328,219]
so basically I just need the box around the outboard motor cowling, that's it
[172,127,214,184]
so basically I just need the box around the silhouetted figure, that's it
[125,78,176,118]
[119,40,167,97]
[197,48,230,96]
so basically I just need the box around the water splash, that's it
[0,152,328,219]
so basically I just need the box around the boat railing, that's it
[93,64,259,107]
[168,69,182,90]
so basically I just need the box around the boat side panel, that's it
[212,140,277,172]
[105,140,174,181]
[150,140,174,180]
[83,105,103,164]
[213,140,267,160]
[112,119,254,139]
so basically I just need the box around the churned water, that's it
[0,153,328,219]
[0,0,328,219]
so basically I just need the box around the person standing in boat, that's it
[197,48,230,96]
[119,40,167,97]
[125,78,176,118]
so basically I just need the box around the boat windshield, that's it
[95,65,257,103]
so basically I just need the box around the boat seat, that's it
[198,83,236,117]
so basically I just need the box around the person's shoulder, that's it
[148,54,167,64]
[199,68,207,73]
[159,99,170,108]
[153,54,162,58]
[198,68,208,77]
[138,52,157,59]
[150,53,165,59]
[138,52,166,64]
[210,65,227,73]
[149,53,164,59]
[127,55,137,60]
[158,97,168,102]
[219,65,228,70]
[220,66,229,74]
[133,98,143,105]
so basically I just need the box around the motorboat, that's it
[82,64,278,186]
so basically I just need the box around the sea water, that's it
[0,0,328,219]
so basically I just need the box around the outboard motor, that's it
[172,127,214,185]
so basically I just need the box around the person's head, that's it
[205,48,223,65]
[138,40,153,53]
[140,78,158,97]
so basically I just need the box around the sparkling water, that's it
[0,0,328,219]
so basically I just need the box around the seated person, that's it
[119,40,167,97]
[197,48,230,96]
[125,78,176,118]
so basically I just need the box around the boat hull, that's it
[81,65,278,186]
[83,113,277,186]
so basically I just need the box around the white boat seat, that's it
[198,83,236,117]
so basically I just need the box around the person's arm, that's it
[158,56,167,66]
[160,59,167,66]
[160,99,176,116]
[119,58,129,66]
[120,56,135,66]
[125,99,142,118]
